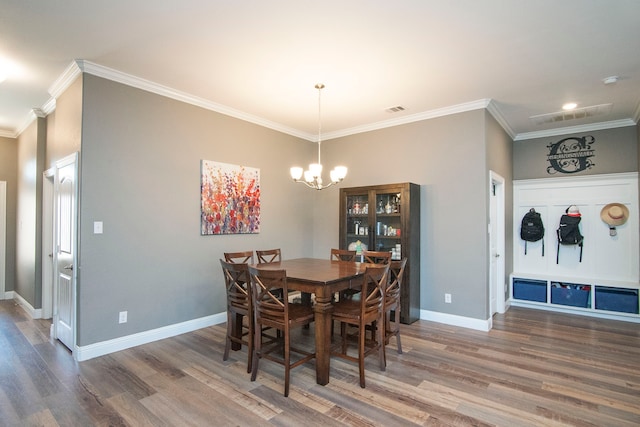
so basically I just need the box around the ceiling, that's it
[1,0,639,141]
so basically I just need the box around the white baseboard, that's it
[3,290,15,300]
[13,292,43,319]
[420,309,492,332]
[75,312,227,362]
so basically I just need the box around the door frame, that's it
[52,152,79,354]
[489,171,506,315]
[42,170,55,319]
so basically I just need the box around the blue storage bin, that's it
[513,278,547,302]
[551,283,590,308]
[595,287,639,314]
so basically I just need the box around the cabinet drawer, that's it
[595,287,639,314]
[513,278,547,303]
[551,283,591,308]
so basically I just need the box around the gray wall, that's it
[75,74,317,345]
[314,109,502,321]
[513,126,638,180]
[15,118,46,306]
[0,136,18,293]
[485,111,514,305]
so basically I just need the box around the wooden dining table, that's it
[250,257,368,385]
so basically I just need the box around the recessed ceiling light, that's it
[562,102,577,110]
[603,76,619,85]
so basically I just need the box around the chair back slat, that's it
[256,248,282,264]
[386,258,407,305]
[362,250,391,265]
[361,265,388,319]
[220,259,251,311]
[224,251,255,264]
[249,266,288,325]
[330,248,357,261]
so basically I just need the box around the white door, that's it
[54,153,78,351]
[489,171,506,315]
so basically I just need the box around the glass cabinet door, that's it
[374,191,402,259]
[344,192,370,255]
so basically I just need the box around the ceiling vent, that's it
[530,103,613,125]
[385,105,406,113]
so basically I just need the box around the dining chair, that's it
[256,248,281,264]
[224,250,255,264]
[248,266,315,397]
[330,248,357,261]
[332,248,359,302]
[220,259,253,373]
[331,264,388,388]
[362,250,392,265]
[382,258,407,366]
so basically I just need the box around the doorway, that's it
[489,171,506,316]
[51,153,78,352]
[42,171,54,319]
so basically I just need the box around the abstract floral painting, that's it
[200,160,260,235]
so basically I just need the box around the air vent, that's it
[530,103,613,125]
[385,105,406,113]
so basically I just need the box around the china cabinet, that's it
[339,183,420,323]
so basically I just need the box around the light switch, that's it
[94,221,103,234]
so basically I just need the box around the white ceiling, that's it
[1,0,639,141]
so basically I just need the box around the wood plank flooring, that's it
[1,299,639,426]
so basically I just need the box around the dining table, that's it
[250,257,368,385]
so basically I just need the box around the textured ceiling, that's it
[1,0,639,140]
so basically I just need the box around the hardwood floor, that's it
[1,299,639,426]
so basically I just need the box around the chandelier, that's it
[290,83,347,190]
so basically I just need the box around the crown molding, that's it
[486,100,516,139]
[0,129,16,138]
[48,60,82,99]
[76,60,311,141]
[514,118,637,141]
[322,99,492,140]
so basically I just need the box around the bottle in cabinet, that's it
[339,183,420,323]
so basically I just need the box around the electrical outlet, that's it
[445,293,452,303]
[119,311,128,324]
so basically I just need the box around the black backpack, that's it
[556,207,584,263]
[520,208,544,256]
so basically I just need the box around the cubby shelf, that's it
[510,274,640,322]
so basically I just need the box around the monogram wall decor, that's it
[546,135,595,175]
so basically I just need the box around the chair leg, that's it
[358,322,366,388]
[250,322,260,382]
[377,314,386,372]
[284,329,290,397]
[246,317,253,373]
[223,312,232,361]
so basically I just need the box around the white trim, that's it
[75,60,312,141]
[74,312,227,361]
[490,171,507,314]
[510,300,640,323]
[514,119,636,141]
[48,60,83,99]
[4,291,14,299]
[0,181,5,299]
[420,309,492,332]
[13,292,43,319]
[323,99,492,141]
[486,100,516,139]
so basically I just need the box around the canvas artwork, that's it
[200,160,260,235]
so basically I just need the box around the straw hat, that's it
[600,203,629,226]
